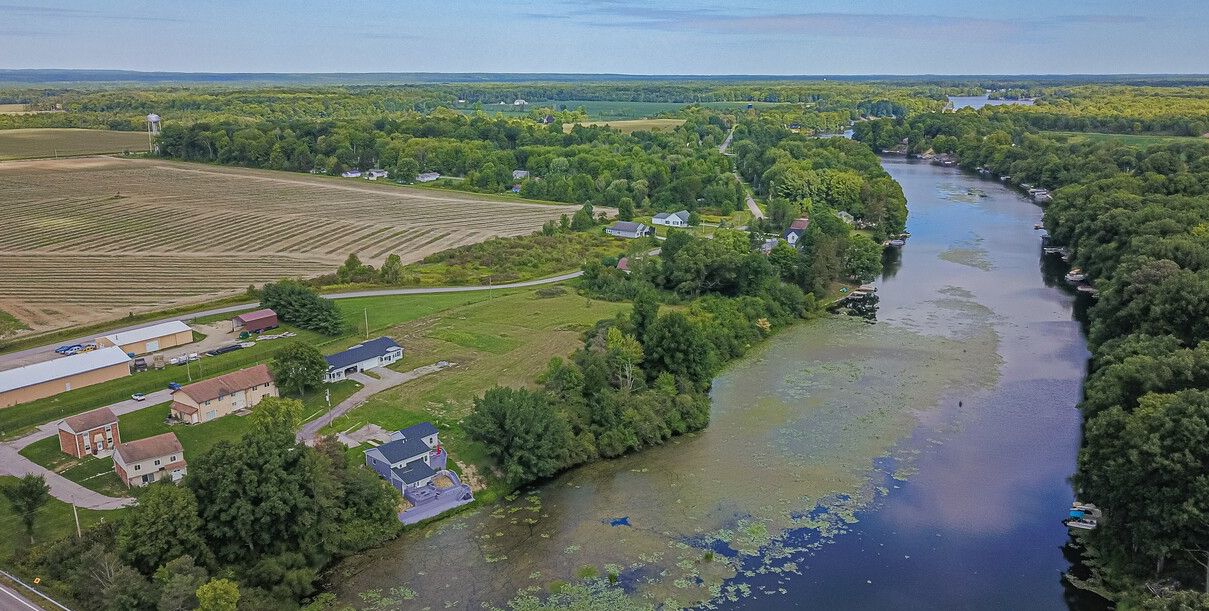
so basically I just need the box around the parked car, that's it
[79,343,97,353]
[133,358,148,372]
[55,344,82,355]
[131,392,146,401]
[169,356,184,366]
[167,382,182,390]
[188,353,200,361]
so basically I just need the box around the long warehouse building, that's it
[96,320,194,355]
[0,347,131,408]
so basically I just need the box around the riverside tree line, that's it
[857,110,1209,608]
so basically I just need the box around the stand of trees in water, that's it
[857,111,1209,607]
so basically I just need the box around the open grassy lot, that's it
[319,286,630,502]
[0,291,502,440]
[0,157,574,334]
[1043,130,1204,147]
[0,128,149,160]
[564,118,686,134]
[0,475,124,561]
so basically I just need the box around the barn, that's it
[232,309,278,334]
[96,320,194,355]
[0,347,131,408]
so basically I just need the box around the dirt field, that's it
[0,128,149,160]
[0,157,574,333]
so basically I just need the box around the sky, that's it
[3,0,1208,75]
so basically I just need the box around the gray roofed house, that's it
[605,221,652,239]
[512,170,530,180]
[375,436,432,464]
[324,337,403,383]
[393,460,436,486]
[652,210,690,228]
[398,421,438,439]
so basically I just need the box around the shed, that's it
[232,309,278,333]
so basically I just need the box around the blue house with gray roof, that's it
[323,337,403,383]
[364,421,474,523]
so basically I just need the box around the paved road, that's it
[0,272,584,368]
[719,128,735,154]
[0,443,133,510]
[745,193,765,219]
[10,390,172,451]
[296,362,451,444]
[0,581,47,611]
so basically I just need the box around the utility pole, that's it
[71,498,80,538]
[364,308,369,339]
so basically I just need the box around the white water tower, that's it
[146,113,161,152]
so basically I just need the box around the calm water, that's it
[949,95,1036,110]
[332,159,1102,611]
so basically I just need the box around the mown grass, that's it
[0,292,506,441]
[319,287,629,502]
[0,308,29,338]
[0,475,126,562]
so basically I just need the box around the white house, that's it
[416,172,441,182]
[113,433,186,487]
[652,210,691,228]
[365,169,389,180]
[782,218,810,249]
[512,170,530,180]
[513,99,527,106]
[341,170,362,178]
[323,337,403,383]
[837,210,855,224]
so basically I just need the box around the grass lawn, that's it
[0,475,125,562]
[0,292,509,441]
[319,287,629,502]
[1044,130,1204,147]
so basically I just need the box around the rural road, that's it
[296,362,450,445]
[0,272,585,368]
[719,127,735,154]
[0,577,61,611]
[745,193,765,219]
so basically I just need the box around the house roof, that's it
[782,228,805,240]
[374,436,432,464]
[234,309,276,324]
[60,407,118,433]
[103,321,191,347]
[789,218,810,230]
[174,364,273,404]
[116,432,183,464]
[609,221,645,233]
[616,257,629,271]
[0,347,130,393]
[398,421,438,440]
[170,402,199,416]
[392,459,436,485]
[324,337,402,371]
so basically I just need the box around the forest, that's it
[856,110,1209,607]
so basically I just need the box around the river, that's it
[332,158,1103,611]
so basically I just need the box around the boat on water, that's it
[1066,517,1098,530]
[887,239,905,248]
[1034,223,1043,230]
[1065,502,1102,530]
[1077,284,1098,294]
[1065,269,1086,283]
[1043,247,1065,255]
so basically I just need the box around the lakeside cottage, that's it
[364,422,474,523]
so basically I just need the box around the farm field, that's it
[0,128,147,160]
[564,118,687,133]
[456,99,778,120]
[1043,130,1205,147]
[0,157,574,333]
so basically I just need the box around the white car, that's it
[131,393,146,401]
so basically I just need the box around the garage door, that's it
[146,340,159,352]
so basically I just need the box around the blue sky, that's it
[3,0,1207,74]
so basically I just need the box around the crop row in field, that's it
[0,128,149,160]
[0,157,573,332]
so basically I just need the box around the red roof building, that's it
[232,309,278,333]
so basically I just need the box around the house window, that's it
[154,459,161,466]
[134,465,141,471]
[204,400,211,406]
[171,455,177,461]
